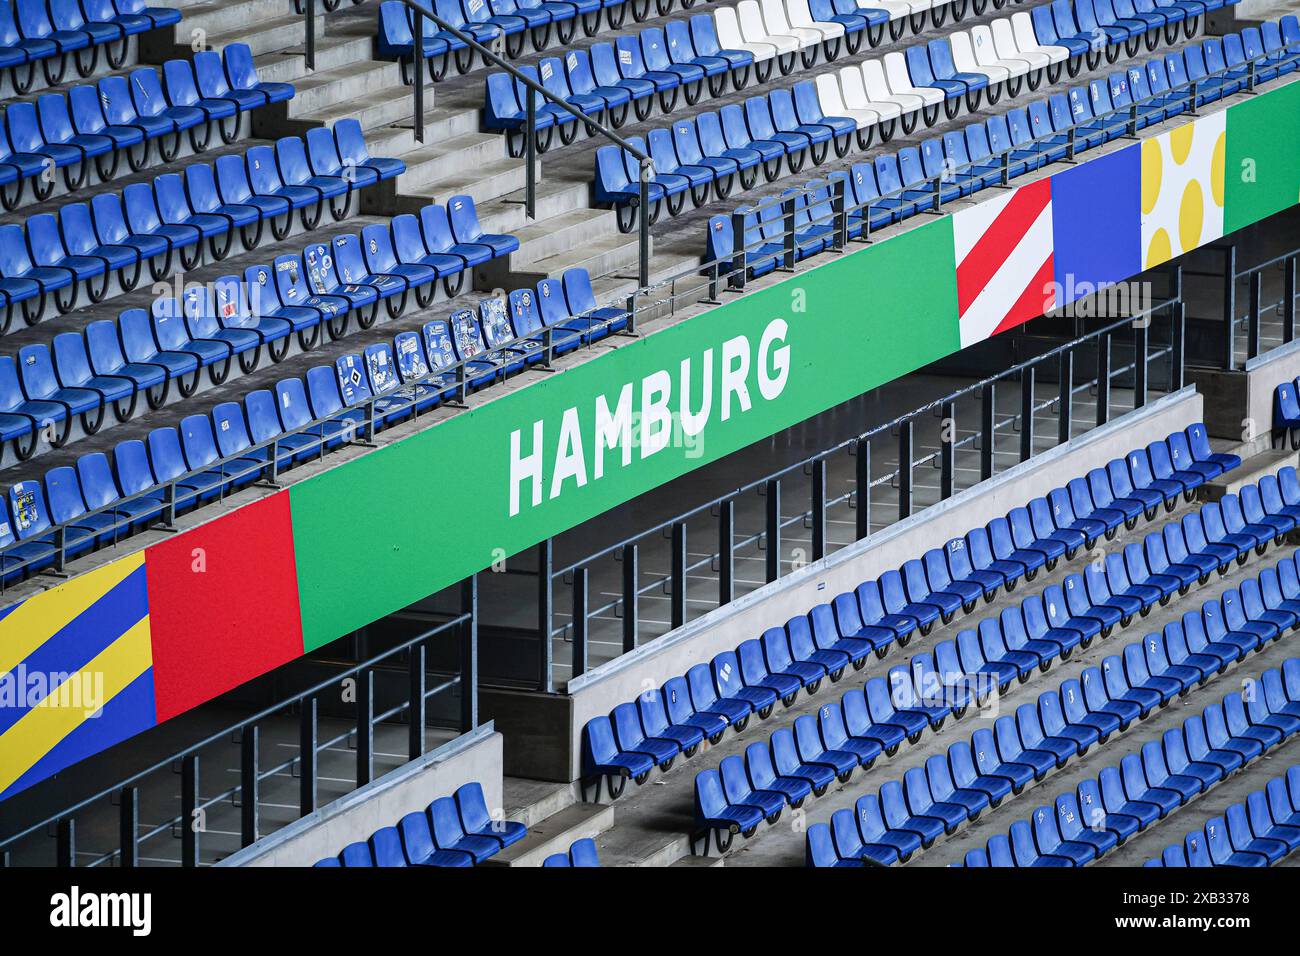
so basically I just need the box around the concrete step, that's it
[252,35,376,85]
[284,60,403,118]
[281,77,445,138]
[358,110,484,157]
[171,0,303,35]
[503,777,579,829]
[509,228,644,286]
[670,853,725,867]
[479,802,615,867]
[1201,448,1298,499]
[389,132,511,192]
[471,179,591,236]
[508,207,622,266]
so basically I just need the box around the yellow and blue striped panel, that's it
[0,553,155,801]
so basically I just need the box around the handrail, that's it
[0,611,469,859]
[300,0,654,284]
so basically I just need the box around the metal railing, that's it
[299,0,654,284]
[0,601,479,867]
[537,291,1185,687]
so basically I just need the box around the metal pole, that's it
[571,566,588,679]
[181,754,199,867]
[119,786,138,868]
[408,642,426,760]
[1057,349,1073,444]
[765,480,781,583]
[1134,315,1148,408]
[980,383,995,481]
[413,7,424,144]
[56,818,74,868]
[1247,270,1262,360]
[525,89,535,219]
[1096,332,1111,426]
[305,0,315,71]
[856,439,870,540]
[940,400,955,499]
[356,668,373,788]
[639,174,650,287]
[811,459,826,561]
[622,543,639,653]
[460,575,478,732]
[299,697,317,817]
[537,540,553,693]
[1223,243,1236,370]
[898,420,913,520]
[718,499,734,606]
[671,522,686,629]
[1285,256,1297,344]
[240,725,259,848]
[1020,364,1035,462]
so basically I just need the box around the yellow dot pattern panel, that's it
[1140,112,1226,271]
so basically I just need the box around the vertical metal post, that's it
[356,668,373,788]
[571,566,588,678]
[638,172,649,287]
[898,420,913,520]
[460,574,478,732]
[408,642,426,760]
[1171,298,1186,391]
[119,786,138,868]
[537,540,553,693]
[305,0,315,70]
[1247,270,1262,360]
[181,754,199,867]
[240,724,259,848]
[671,522,686,629]
[980,383,995,481]
[718,499,734,606]
[524,93,535,219]
[412,7,424,144]
[939,400,955,500]
[622,543,639,653]
[56,818,74,868]
[1057,349,1073,445]
[1134,316,1149,408]
[1284,256,1297,344]
[765,480,781,583]
[1020,364,1035,462]
[855,438,871,540]
[1096,332,1111,426]
[782,198,796,269]
[1223,243,1237,370]
[810,459,826,561]
[299,697,316,817]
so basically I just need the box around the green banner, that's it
[289,218,960,648]
[1224,80,1300,234]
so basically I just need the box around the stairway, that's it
[145,0,643,297]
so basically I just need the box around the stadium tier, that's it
[0,0,1297,891]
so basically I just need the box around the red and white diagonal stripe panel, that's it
[953,178,1055,349]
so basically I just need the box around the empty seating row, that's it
[598,7,1212,230]
[707,18,1299,276]
[960,662,1300,866]
[314,782,526,867]
[0,0,179,89]
[0,124,401,332]
[484,0,995,151]
[1144,768,1300,866]
[380,0,717,75]
[584,426,1241,800]
[808,621,1300,864]
[0,268,618,580]
[542,837,601,866]
[0,44,291,210]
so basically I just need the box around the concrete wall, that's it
[558,387,1205,781]
[216,723,502,867]
[1188,339,1300,440]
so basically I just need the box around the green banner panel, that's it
[1224,80,1300,234]
[289,218,960,648]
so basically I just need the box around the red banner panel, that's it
[146,492,305,723]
